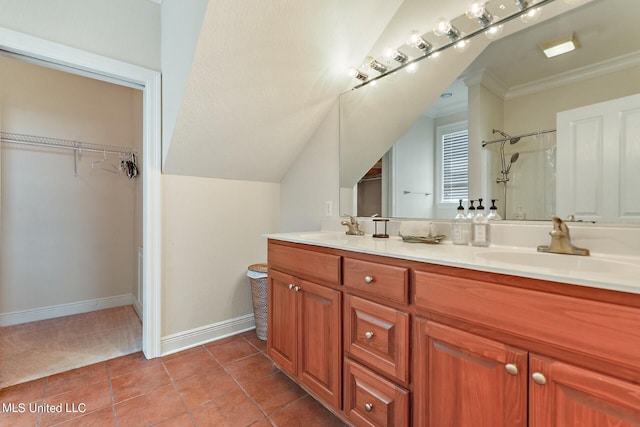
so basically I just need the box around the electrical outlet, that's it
[325,201,333,217]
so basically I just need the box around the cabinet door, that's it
[297,278,342,409]
[414,319,527,427]
[530,355,640,426]
[267,269,297,376]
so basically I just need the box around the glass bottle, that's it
[466,200,476,220]
[487,199,502,220]
[471,198,490,247]
[452,199,469,245]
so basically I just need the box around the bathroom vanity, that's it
[266,231,640,426]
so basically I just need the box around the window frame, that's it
[436,121,469,207]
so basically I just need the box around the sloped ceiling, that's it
[163,0,404,182]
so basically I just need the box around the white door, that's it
[557,93,640,222]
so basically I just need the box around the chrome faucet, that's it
[341,216,365,236]
[537,216,590,256]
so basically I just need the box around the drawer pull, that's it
[505,364,518,375]
[288,284,294,290]
[364,331,374,340]
[532,372,547,385]
[294,286,301,292]
[364,403,373,412]
[364,275,374,284]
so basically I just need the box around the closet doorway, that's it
[0,55,144,387]
[0,29,162,387]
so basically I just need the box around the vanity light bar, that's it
[349,0,557,88]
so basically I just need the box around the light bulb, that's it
[406,62,419,74]
[454,39,470,53]
[407,31,432,52]
[468,2,494,27]
[369,59,387,74]
[348,68,368,81]
[520,7,541,23]
[384,48,408,64]
[434,18,461,41]
[484,21,503,39]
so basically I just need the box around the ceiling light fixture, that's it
[433,18,461,41]
[539,33,577,58]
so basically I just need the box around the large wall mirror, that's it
[339,0,640,222]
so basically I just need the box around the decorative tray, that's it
[399,233,446,244]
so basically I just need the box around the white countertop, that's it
[266,231,640,295]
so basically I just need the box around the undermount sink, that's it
[476,250,637,275]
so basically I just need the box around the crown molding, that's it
[506,50,640,100]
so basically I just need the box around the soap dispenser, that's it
[452,199,470,245]
[466,200,476,220]
[487,199,502,220]
[471,198,490,247]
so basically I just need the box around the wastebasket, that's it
[247,263,268,341]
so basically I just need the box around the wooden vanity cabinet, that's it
[413,319,528,427]
[343,255,411,427]
[268,239,640,426]
[414,269,640,427]
[267,242,343,410]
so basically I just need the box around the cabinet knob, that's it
[288,284,294,290]
[364,275,374,284]
[364,331,374,340]
[504,364,518,375]
[364,403,373,412]
[294,286,301,292]
[532,372,547,385]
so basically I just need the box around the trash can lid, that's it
[248,263,268,273]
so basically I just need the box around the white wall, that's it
[280,103,340,232]
[160,0,208,164]
[391,115,435,218]
[0,0,160,70]
[0,57,142,317]
[161,175,280,336]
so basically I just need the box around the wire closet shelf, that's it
[0,131,138,156]
[0,131,139,177]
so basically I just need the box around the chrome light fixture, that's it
[433,18,461,41]
[514,0,529,10]
[384,48,409,64]
[407,32,433,52]
[348,67,369,81]
[369,59,388,73]
[466,2,494,27]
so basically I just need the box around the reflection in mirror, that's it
[340,0,640,222]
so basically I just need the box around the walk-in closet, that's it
[0,55,143,388]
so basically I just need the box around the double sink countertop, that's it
[265,231,640,295]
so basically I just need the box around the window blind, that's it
[441,129,469,203]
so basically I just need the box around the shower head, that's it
[493,129,521,145]
[506,153,519,173]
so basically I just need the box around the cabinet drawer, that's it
[344,358,409,427]
[268,241,341,285]
[345,295,409,383]
[415,270,640,371]
[343,258,408,304]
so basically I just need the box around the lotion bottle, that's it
[471,198,490,247]
[452,199,469,245]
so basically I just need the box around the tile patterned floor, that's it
[0,331,348,426]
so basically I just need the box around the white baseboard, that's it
[161,314,256,357]
[0,294,135,327]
